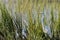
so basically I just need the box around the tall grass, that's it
[0,0,60,40]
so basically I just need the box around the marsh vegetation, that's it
[0,0,60,40]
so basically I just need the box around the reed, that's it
[0,0,60,40]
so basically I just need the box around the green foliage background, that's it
[0,0,60,40]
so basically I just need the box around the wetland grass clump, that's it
[0,3,15,40]
[0,0,60,40]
